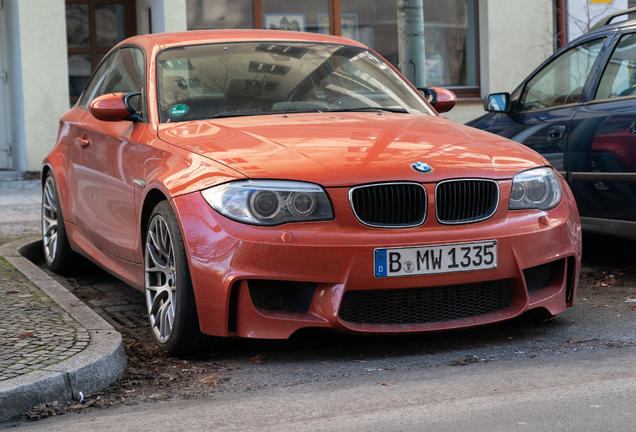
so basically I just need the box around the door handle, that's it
[630,120,636,135]
[75,136,90,147]
[548,125,566,141]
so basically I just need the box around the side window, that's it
[519,38,606,112]
[78,55,114,109]
[595,33,636,100]
[102,47,146,95]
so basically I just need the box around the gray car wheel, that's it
[42,172,74,272]
[144,201,224,356]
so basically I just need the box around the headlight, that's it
[201,180,333,225]
[509,167,562,211]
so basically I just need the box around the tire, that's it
[144,201,225,357]
[42,172,75,273]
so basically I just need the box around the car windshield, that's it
[157,42,434,123]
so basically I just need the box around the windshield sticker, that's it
[170,104,189,116]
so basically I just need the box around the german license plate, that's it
[374,240,497,278]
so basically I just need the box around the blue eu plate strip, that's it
[375,249,387,277]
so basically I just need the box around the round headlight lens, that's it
[288,192,316,216]
[510,182,526,204]
[250,190,282,219]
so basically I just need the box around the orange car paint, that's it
[42,30,582,340]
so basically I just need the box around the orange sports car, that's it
[42,30,581,356]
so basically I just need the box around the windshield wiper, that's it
[326,107,409,114]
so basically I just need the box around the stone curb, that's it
[0,237,127,422]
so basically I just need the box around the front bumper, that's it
[173,179,582,339]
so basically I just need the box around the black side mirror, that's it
[417,87,438,105]
[484,93,511,113]
[123,92,143,122]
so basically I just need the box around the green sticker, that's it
[170,104,189,116]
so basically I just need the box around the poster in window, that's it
[318,14,359,41]
[264,14,306,32]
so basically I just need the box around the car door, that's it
[485,37,608,176]
[568,31,636,231]
[74,46,146,261]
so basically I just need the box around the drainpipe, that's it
[397,0,426,87]
[556,0,567,49]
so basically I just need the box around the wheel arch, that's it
[140,188,170,245]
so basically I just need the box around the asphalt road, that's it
[7,347,636,431]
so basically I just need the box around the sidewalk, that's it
[0,179,126,422]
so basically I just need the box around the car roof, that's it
[123,29,368,50]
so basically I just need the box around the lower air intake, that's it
[339,280,513,324]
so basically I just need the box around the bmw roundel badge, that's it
[411,161,433,174]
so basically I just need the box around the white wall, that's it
[16,0,69,172]
[137,0,187,34]
[447,0,555,124]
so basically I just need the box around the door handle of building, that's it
[548,125,566,141]
[75,137,90,147]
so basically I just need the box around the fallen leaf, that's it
[200,376,219,385]
[6,291,18,294]
[377,381,392,387]
[17,333,34,338]
[251,354,267,362]
[67,404,85,410]
[629,307,636,311]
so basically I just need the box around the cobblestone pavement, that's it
[0,179,41,239]
[0,257,89,381]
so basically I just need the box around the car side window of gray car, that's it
[595,33,636,100]
[519,38,606,112]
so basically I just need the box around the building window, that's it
[66,0,137,104]
[187,0,254,29]
[186,0,479,97]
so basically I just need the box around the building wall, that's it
[137,0,187,34]
[2,0,556,173]
[447,0,555,124]
[3,0,69,173]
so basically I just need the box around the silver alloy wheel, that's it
[42,176,59,265]
[145,214,177,343]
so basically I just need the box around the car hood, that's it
[157,113,546,187]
